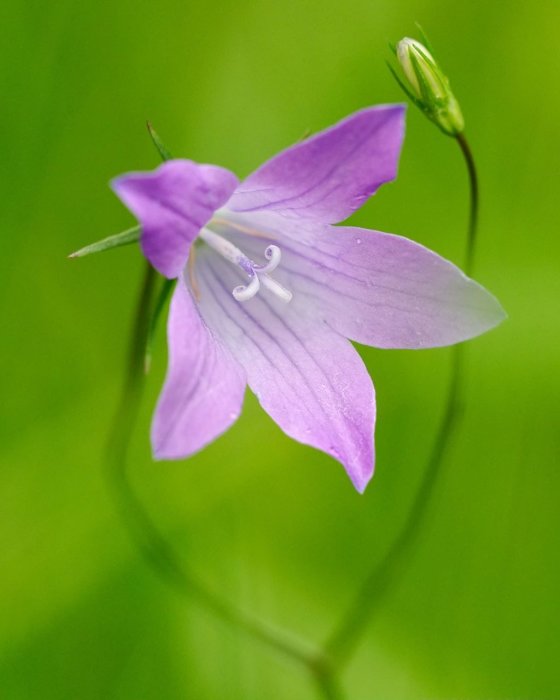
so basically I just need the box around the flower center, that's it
[198,227,292,303]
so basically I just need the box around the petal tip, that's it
[472,287,508,337]
[346,451,375,494]
[151,442,171,462]
[350,467,374,494]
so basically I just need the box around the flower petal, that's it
[281,225,507,348]
[192,250,376,492]
[216,212,506,349]
[151,277,246,459]
[226,105,405,223]
[112,160,239,278]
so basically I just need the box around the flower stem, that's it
[323,134,479,668]
[105,262,328,678]
[325,345,465,665]
[456,132,479,276]
[310,657,345,700]
[144,277,175,373]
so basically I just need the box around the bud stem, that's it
[456,132,479,275]
[323,124,482,669]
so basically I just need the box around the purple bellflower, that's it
[112,105,504,492]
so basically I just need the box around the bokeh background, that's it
[2,0,559,698]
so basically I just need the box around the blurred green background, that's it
[2,0,559,698]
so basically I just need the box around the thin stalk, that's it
[324,134,479,667]
[310,656,345,700]
[325,346,464,664]
[456,132,479,275]
[105,262,324,673]
[144,277,175,373]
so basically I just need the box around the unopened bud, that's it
[393,37,464,136]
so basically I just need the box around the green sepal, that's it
[68,226,141,259]
[414,23,434,55]
[146,121,172,161]
[144,277,175,373]
[386,61,424,110]
[409,50,443,104]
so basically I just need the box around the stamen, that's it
[198,228,292,304]
[261,274,293,303]
[254,245,281,274]
[233,273,260,302]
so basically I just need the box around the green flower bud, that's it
[394,37,464,136]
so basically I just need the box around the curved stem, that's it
[144,277,175,373]
[105,262,323,671]
[456,132,479,276]
[324,134,479,667]
[325,346,464,665]
[311,658,345,700]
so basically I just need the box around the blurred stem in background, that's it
[105,261,341,696]
[105,124,344,699]
[325,133,478,665]
[323,36,480,668]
